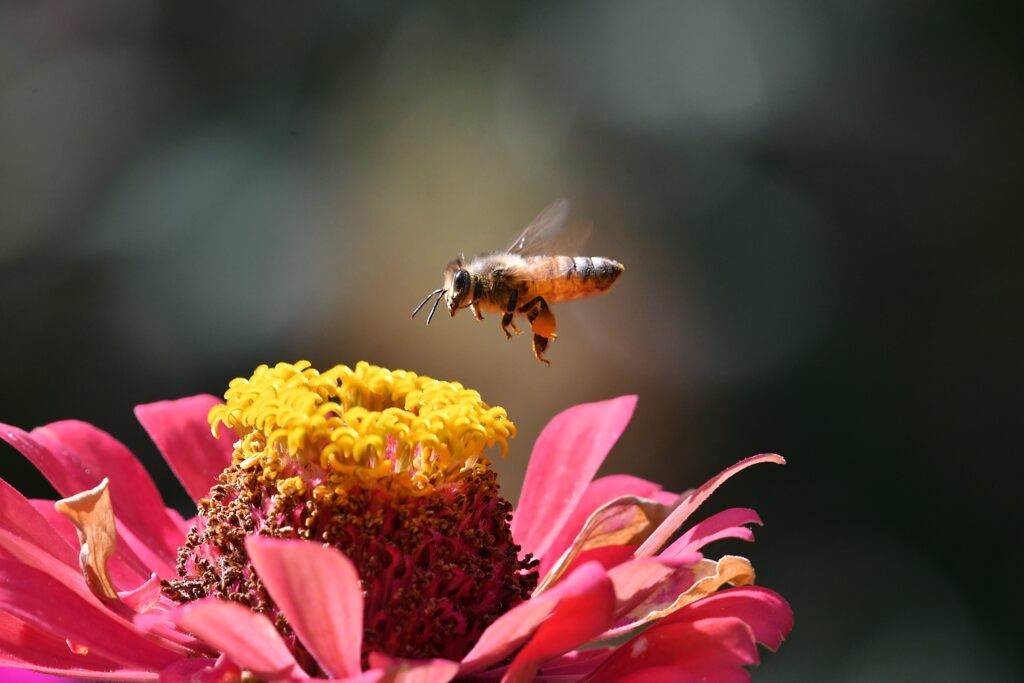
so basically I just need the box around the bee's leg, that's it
[523,297,556,365]
[501,290,521,339]
[520,297,557,340]
[471,301,484,321]
[501,313,521,339]
[531,333,551,366]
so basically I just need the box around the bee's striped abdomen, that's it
[572,256,623,290]
[532,255,624,302]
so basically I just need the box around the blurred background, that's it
[1,1,1021,680]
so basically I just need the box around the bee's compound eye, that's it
[454,270,469,293]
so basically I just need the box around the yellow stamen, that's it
[209,361,516,493]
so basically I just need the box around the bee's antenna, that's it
[411,288,444,319]
[425,290,445,325]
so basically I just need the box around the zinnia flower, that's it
[0,361,791,682]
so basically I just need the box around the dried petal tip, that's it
[55,478,118,600]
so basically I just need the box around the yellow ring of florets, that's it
[208,361,516,493]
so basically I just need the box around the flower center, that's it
[164,361,538,669]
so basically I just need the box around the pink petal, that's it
[0,559,183,671]
[663,507,761,557]
[456,600,556,675]
[0,477,77,569]
[537,474,668,579]
[612,669,705,683]
[502,563,617,683]
[163,508,192,538]
[604,556,755,639]
[534,648,613,677]
[605,557,700,624]
[118,574,163,613]
[2,421,181,576]
[366,655,459,683]
[634,454,785,558]
[107,524,177,583]
[665,586,793,652]
[245,537,363,680]
[0,529,201,659]
[326,671,385,683]
[172,599,307,681]
[459,562,610,675]
[134,395,233,505]
[535,495,674,593]
[0,610,154,681]
[566,545,638,572]
[132,612,211,656]
[155,657,225,683]
[0,525,165,632]
[584,617,759,683]
[0,669,81,683]
[512,396,638,560]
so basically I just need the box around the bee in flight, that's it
[411,200,624,365]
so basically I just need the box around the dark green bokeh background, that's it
[1,2,1021,680]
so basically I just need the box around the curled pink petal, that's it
[635,454,785,558]
[135,395,233,505]
[665,586,793,652]
[172,598,307,681]
[512,395,638,560]
[246,536,363,680]
[118,574,163,613]
[0,559,183,670]
[537,474,669,579]
[502,562,617,683]
[605,557,700,624]
[536,495,673,592]
[604,555,755,640]
[663,508,761,557]
[584,616,759,683]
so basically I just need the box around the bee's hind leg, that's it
[520,297,557,339]
[521,296,556,365]
[531,334,552,366]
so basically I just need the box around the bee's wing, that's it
[507,199,591,256]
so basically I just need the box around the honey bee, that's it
[411,200,624,365]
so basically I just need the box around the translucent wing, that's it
[507,199,590,256]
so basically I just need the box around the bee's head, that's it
[443,257,472,316]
